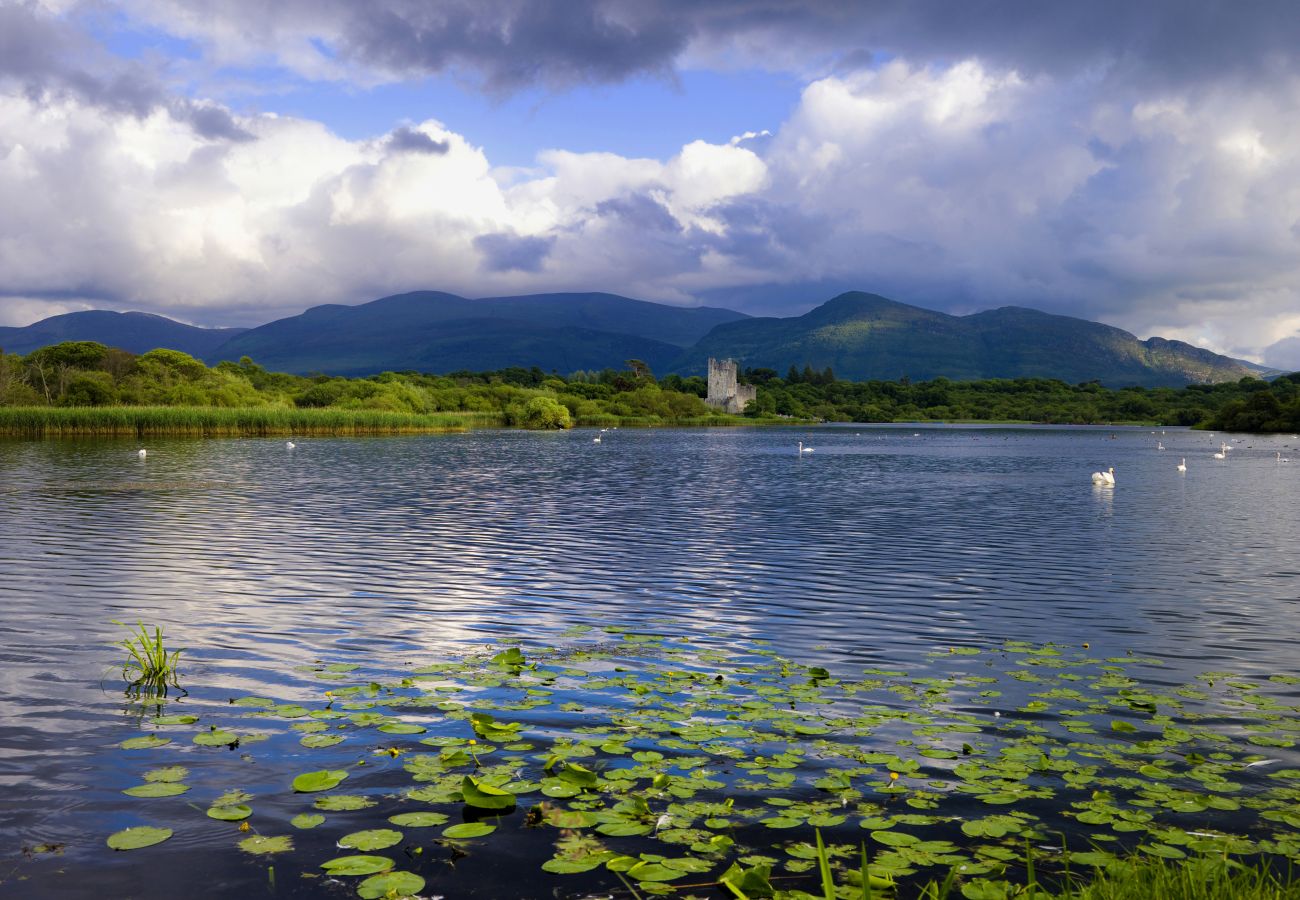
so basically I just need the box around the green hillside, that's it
[678,292,1257,387]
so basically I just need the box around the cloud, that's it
[116,0,1300,93]
[473,232,555,273]
[5,3,1300,362]
[386,126,450,155]
[1263,335,1300,372]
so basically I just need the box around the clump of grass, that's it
[112,620,183,693]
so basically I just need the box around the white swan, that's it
[137,448,147,458]
[1091,466,1115,485]
[798,441,814,454]
[1214,444,1226,459]
[593,436,601,443]
[1157,442,1165,451]
[1177,458,1186,472]
[286,441,296,449]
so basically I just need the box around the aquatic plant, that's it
[100,632,1300,899]
[112,620,182,693]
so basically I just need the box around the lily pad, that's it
[388,811,449,827]
[339,829,403,851]
[107,826,172,850]
[142,766,188,783]
[152,714,198,725]
[357,871,425,899]
[442,822,496,839]
[192,729,238,747]
[293,769,348,792]
[321,855,394,876]
[206,804,253,821]
[315,795,374,811]
[120,735,170,750]
[239,835,294,855]
[291,813,326,829]
[123,782,189,798]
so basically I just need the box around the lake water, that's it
[1,425,1298,897]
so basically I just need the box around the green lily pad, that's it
[321,855,394,876]
[293,769,348,792]
[357,871,425,899]
[206,804,253,821]
[291,813,326,829]
[315,795,374,811]
[339,829,403,851]
[239,835,293,855]
[107,826,172,850]
[300,734,345,749]
[442,822,496,839]
[461,775,516,810]
[120,735,170,750]
[151,714,198,725]
[142,766,188,783]
[388,811,449,827]
[192,729,238,747]
[123,782,189,798]
[378,723,426,735]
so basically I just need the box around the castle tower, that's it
[706,358,755,414]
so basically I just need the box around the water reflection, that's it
[1,425,1298,887]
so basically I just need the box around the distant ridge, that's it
[674,292,1259,387]
[2,290,1268,387]
[0,310,246,358]
[206,291,748,376]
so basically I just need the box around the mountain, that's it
[0,310,246,358]
[676,292,1258,387]
[207,291,748,375]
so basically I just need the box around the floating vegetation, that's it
[105,634,1300,898]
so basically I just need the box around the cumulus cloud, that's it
[4,2,1300,362]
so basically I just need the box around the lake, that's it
[1,425,1298,897]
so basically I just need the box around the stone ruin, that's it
[705,358,756,414]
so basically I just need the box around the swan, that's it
[137,449,147,458]
[593,436,601,443]
[798,441,814,454]
[286,441,296,449]
[1177,458,1186,472]
[1213,450,1226,459]
[1091,466,1115,485]
[1157,442,1165,451]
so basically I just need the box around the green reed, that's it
[0,406,495,436]
[112,621,182,693]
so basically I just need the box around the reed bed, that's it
[0,406,500,437]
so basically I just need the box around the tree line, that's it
[1,341,1297,432]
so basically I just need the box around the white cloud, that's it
[5,29,1300,364]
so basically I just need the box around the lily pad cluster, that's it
[107,631,1300,898]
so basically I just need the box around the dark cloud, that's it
[0,3,253,142]
[386,126,450,155]
[473,232,556,272]
[594,194,679,233]
[180,103,256,142]
[140,0,1300,92]
[335,0,688,91]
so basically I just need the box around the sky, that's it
[2,1,1300,368]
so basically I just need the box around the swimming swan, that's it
[1091,466,1115,485]
[1177,458,1186,472]
[798,441,814,454]
[137,449,147,458]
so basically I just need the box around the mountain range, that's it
[0,290,1280,387]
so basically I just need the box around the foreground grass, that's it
[919,853,1300,900]
[0,405,497,437]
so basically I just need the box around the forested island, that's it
[1,340,1297,435]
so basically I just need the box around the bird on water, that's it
[798,441,814,454]
[1177,458,1186,472]
[1091,466,1115,485]
[137,449,147,458]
